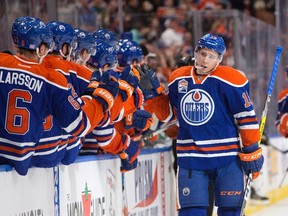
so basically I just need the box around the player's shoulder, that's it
[42,55,67,70]
[169,66,193,84]
[211,65,248,86]
[0,52,15,65]
[38,64,68,87]
[278,88,288,100]
[74,64,92,81]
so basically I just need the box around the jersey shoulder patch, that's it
[211,66,248,86]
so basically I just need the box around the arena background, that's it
[1,0,288,136]
[1,1,288,216]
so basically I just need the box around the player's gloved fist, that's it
[124,110,153,131]
[105,69,120,82]
[137,64,153,90]
[84,70,102,96]
[93,72,119,112]
[118,66,139,102]
[118,134,141,164]
[133,87,144,109]
[238,143,264,179]
[118,80,134,102]
[120,66,139,89]
[120,158,138,173]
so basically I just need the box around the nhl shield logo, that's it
[180,89,214,125]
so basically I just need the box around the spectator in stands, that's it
[159,17,184,67]
[253,0,275,25]
[77,0,106,31]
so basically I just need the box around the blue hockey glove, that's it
[105,69,120,81]
[118,66,139,102]
[120,158,138,173]
[120,66,139,89]
[93,72,119,112]
[118,134,141,165]
[91,70,102,82]
[238,143,264,179]
[124,110,153,131]
[84,70,102,96]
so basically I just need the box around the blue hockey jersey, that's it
[168,65,260,170]
[0,54,105,175]
[35,55,92,167]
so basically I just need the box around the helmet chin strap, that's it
[76,55,86,65]
[36,47,50,64]
[59,48,73,61]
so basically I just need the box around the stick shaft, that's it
[240,46,283,216]
[142,120,178,140]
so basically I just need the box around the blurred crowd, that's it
[71,0,276,79]
[1,0,275,80]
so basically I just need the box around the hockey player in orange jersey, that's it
[81,39,153,172]
[0,16,119,175]
[35,22,98,167]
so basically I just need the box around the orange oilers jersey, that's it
[276,88,288,137]
[37,55,92,166]
[0,54,105,175]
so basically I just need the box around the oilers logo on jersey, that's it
[180,89,214,126]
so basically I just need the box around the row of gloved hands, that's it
[86,67,265,176]
[86,69,119,112]
[117,64,165,172]
[118,64,164,102]
[85,64,163,173]
[119,109,154,172]
[86,63,164,112]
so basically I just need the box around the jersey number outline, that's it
[242,91,252,108]
[5,89,32,135]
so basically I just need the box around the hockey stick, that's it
[240,46,283,216]
[278,136,288,188]
[122,172,128,216]
[142,119,179,141]
[279,166,288,188]
[269,144,288,154]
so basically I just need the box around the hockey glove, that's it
[118,134,141,164]
[118,66,139,102]
[138,65,164,100]
[238,143,264,179]
[93,72,119,112]
[124,110,153,131]
[84,70,102,96]
[120,158,138,173]
[120,66,139,88]
[133,87,144,109]
[137,64,153,90]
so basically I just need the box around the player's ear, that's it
[38,43,48,56]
